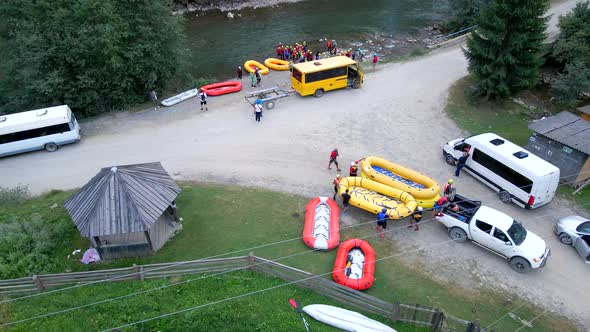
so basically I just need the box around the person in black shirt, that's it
[455,151,469,176]
[341,189,351,211]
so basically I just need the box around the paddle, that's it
[289,298,312,332]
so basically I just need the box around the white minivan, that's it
[442,133,560,209]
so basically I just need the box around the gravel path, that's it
[1,0,588,329]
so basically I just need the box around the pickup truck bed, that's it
[441,194,481,222]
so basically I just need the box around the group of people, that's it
[275,42,319,64]
[327,148,464,238]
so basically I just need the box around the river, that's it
[183,0,450,81]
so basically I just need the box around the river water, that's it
[183,0,450,80]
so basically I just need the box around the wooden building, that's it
[64,162,182,260]
[525,110,590,186]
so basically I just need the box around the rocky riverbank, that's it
[173,0,305,15]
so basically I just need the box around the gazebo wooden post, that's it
[144,231,154,251]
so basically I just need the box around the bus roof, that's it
[466,133,559,177]
[0,105,72,136]
[293,56,357,73]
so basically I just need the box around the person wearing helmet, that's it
[349,162,358,177]
[328,148,341,171]
[376,208,388,238]
[332,174,341,200]
[236,66,243,80]
[372,52,379,71]
[410,206,423,231]
[443,179,455,197]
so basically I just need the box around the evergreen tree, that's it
[550,1,590,105]
[0,0,186,116]
[464,0,550,99]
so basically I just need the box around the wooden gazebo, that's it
[64,162,182,259]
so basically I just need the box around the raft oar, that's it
[289,298,311,332]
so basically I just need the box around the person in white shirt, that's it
[199,89,208,111]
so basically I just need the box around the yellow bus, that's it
[291,56,364,97]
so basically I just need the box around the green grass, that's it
[445,76,536,146]
[0,184,576,331]
[0,270,421,332]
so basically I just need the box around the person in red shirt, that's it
[349,162,358,177]
[332,174,341,200]
[443,179,454,197]
[372,53,378,71]
[433,196,450,217]
[328,148,341,171]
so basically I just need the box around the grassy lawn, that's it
[1,270,423,332]
[445,76,590,211]
[0,183,576,331]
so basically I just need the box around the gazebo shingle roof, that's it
[64,162,181,237]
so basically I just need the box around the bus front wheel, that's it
[313,89,324,98]
[45,143,59,152]
[352,80,360,89]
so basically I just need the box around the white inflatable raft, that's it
[161,88,199,107]
[302,304,396,332]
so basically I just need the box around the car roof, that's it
[476,206,514,231]
[0,105,71,135]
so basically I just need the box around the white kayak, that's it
[160,88,199,107]
[302,304,396,332]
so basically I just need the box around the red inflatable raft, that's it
[200,81,242,96]
[332,239,375,290]
[303,197,340,250]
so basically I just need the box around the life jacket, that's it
[330,150,338,159]
[327,41,332,48]
[350,166,358,175]
[444,183,452,194]
[200,92,206,101]
[333,178,340,186]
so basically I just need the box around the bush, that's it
[0,185,30,206]
[0,211,74,279]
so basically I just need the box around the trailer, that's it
[244,86,292,110]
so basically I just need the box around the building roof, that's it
[578,105,590,115]
[0,105,72,136]
[528,111,590,155]
[64,162,181,238]
[293,56,356,73]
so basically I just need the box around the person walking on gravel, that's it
[237,66,243,80]
[199,89,208,111]
[341,189,351,211]
[328,148,341,171]
[250,71,256,87]
[149,90,159,111]
[376,208,388,238]
[332,174,341,200]
[254,100,263,122]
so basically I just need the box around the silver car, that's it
[555,215,590,263]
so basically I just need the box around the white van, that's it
[442,133,560,209]
[0,105,81,157]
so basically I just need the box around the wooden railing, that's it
[0,254,479,331]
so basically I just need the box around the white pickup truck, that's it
[436,195,550,273]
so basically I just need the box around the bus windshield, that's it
[292,69,302,82]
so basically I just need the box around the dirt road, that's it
[1,0,587,329]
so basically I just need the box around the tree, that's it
[464,0,550,99]
[0,0,186,116]
[551,1,590,105]
[445,0,488,32]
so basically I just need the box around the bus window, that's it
[305,66,347,83]
[292,69,302,82]
[472,149,533,193]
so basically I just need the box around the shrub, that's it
[0,211,74,279]
[0,185,30,206]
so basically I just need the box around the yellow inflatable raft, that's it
[244,60,270,75]
[264,58,290,71]
[337,177,417,219]
[358,156,440,208]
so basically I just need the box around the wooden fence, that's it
[0,254,479,331]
